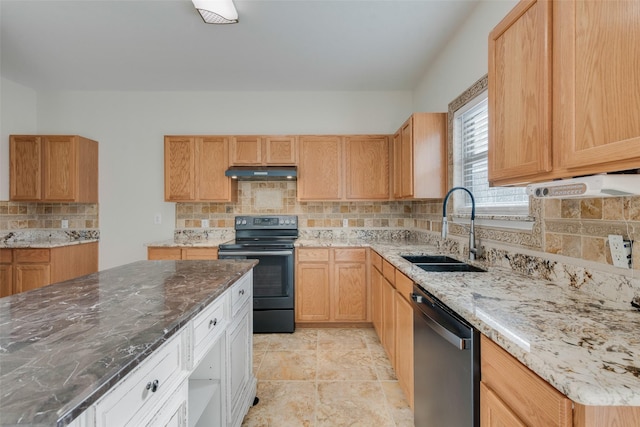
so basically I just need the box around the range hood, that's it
[526,174,640,198]
[225,166,297,181]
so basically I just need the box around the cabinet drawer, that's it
[230,272,252,317]
[192,297,227,366]
[15,249,50,263]
[481,335,572,427]
[182,248,218,260]
[95,333,185,427]
[0,249,12,264]
[334,248,366,263]
[382,259,395,284]
[395,270,413,301]
[371,250,382,271]
[297,248,330,262]
[148,247,182,260]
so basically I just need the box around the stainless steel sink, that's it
[401,254,486,273]
[414,263,486,273]
[401,255,463,264]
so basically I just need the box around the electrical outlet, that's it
[154,213,162,225]
[608,234,632,269]
[343,219,348,228]
[61,219,69,229]
[202,219,209,228]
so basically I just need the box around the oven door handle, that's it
[219,250,293,257]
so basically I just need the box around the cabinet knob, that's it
[146,379,159,393]
[209,318,218,328]
[239,289,245,295]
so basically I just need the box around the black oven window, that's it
[253,256,289,297]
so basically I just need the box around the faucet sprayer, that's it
[441,186,479,261]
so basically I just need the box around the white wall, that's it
[35,90,412,269]
[412,0,518,112]
[0,77,38,200]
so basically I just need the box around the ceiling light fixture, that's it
[192,0,238,24]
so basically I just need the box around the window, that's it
[452,88,529,216]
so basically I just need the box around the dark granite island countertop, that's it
[0,259,257,427]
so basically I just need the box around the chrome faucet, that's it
[441,186,479,261]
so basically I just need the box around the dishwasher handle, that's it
[411,293,471,351]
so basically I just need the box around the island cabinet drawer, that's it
[481,335,572,427]
[230,271,252,317]
[192,296,227,366]
[95,332,186,427]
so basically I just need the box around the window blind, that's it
[456,94,528,212]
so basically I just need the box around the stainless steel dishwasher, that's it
[411,284,480,427]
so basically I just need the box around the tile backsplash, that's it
[176,182,640,271]
[0,201,99,230]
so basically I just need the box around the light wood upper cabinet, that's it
[392,113,447,199]
[10,135,98,202]
[489,0,640,185]
[230,135,297,166]
[297,136,343,201]
[555,0,640,172]
[164,136,236,202]
[345,136,390,200]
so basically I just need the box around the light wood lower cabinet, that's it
[148,247,218,261]
[295,247,369,324]
[1,243,99,297]
[370,251,414,410]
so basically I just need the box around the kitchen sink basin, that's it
[414,263,486,273]
[401,255,463,264]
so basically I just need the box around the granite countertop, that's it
[0,259,257,427]
[146,238,231,247]
[0,238,99,249]
[297,237,640,407]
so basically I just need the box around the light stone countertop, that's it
[0,238,99,249]
[141,234,640,406]
[0,260,257,427]
[146,238,231,247]
[297,237,640,407]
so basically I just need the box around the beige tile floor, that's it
[242,328,414,427]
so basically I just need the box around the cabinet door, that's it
[555,0,640,171]
[371,265,383,337]
[395,294,414,409]
[488,0,553,185]
[399,118,414,198]
[228,309,251,424]
[480,382,526,427]
[381,277,396,366]
[230,136,262,165]
[392,131,402,199]
[165,137,196,201]
[197,137,235,201]
[264,136,296,165]
[333,262,367,321]
[10,135,42,201]
[345,136,389,200]
[0,263,13,297]
[295,262,331,322]
[43,136,78,201]
[15,264,51,293]
[297,136,343,200]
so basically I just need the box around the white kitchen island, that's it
[0,260,258,427]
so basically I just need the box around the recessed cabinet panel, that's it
[345,136,390,200]
[297,136,343,200]
[10,136,42,200]
[231,136,262,165]
[164,137,196,201]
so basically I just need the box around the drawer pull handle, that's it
[239,289,245,295]
[146,379,159,393]
[209,318,218,328]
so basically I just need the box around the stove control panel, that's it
[234,215,298,229]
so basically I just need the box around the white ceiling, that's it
[0,0,479,92]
